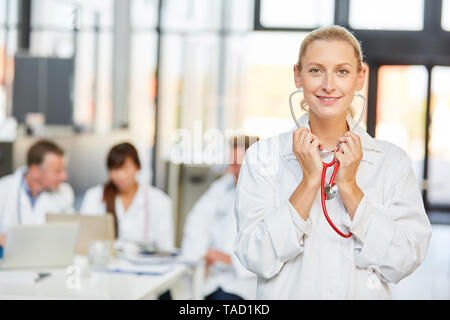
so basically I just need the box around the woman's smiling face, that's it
[294,40,365,120]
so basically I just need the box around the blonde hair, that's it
[295,25,364,117]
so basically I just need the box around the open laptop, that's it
[46,214,115,255]
[0,223,80,269]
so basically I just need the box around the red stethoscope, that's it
[289,88,366,238]
[320,144,352,238]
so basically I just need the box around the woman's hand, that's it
[333,131,363,188]
[204,249,232,277]
[205,249,232,266]
[333,132,365,219]
[292,128,323,187]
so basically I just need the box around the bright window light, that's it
[349,0,424,31]
[442,0,450,31]
[260,0,334,28]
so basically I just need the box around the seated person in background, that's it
[0,140,74,246]
[80,142,174,252]
[181,136,258,300]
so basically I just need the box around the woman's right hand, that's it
[292,128,323,187]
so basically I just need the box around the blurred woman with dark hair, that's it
[80,142,174,251]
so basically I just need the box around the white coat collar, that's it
[14,166,27,176]
[280,113,381,164]
[12,166,27,185]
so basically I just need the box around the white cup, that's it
[88,241,111,269]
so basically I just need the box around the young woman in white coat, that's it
[234,25,432,299]
[80,143,174,252]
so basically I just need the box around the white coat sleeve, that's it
[154,193,175,251]
[231,253,257,279]
[57,183,75,213]
[0,180,8,234]
[181,186,219,261]
[349,149,432,284]
[233,143,312,280]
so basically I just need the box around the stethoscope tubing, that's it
[320,148,352,238]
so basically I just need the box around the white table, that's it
[0,256,205,300]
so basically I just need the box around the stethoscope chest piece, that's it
[324,184,338,200]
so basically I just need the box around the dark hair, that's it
[106,142,141,170]
[103,142,141,238]
[27,140,64,167]
[230,135,259,152]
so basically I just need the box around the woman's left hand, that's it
[333,132,363,188]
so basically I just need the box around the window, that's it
[0,0,19,118]
[30,0,114,129]
[31,0,75,30]
[240,32,307,138]
[131,0,158,30]
[375,65,428,179]
[428,66,450,205]
[128,0,158,139]
[259,0,334,29]
[442,0,450,31]
[349,0,424,31]
[162,0,222,32]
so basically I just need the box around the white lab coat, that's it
[0,166,74,234]
[234,113,432,299]
[80,183,174,251]
[182,173,257,300]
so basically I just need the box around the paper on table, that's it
[105,260,174,275]
[0,271,40,285]
[124,253,179,265]
[123,252,199,267]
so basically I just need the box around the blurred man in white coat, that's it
[0,140,74,246]
[181,136,258,300]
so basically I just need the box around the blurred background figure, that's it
[80,142,174,252]
[181,135,258,300]
[0,140,74,246]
